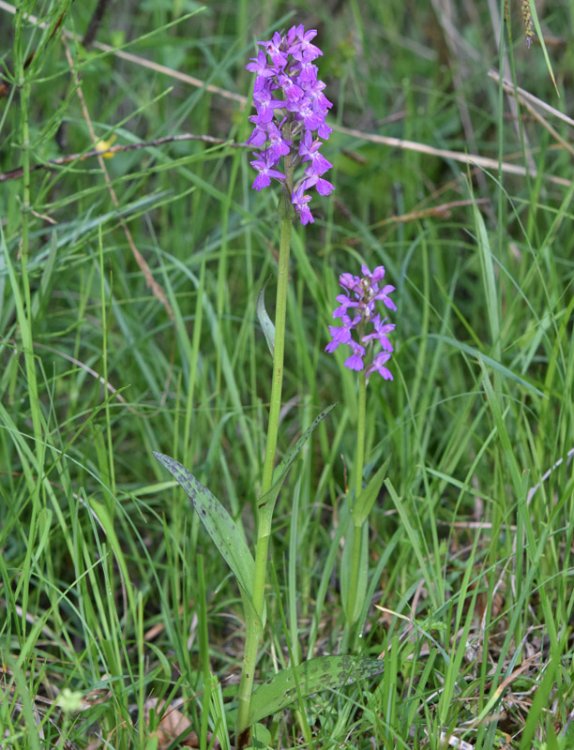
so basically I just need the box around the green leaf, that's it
[473,202,500,355]
[258,404,335,517]
[153,453,254,597]
[244,722,272,749]
[341,521,368,625]
[352,459,389,526]
[256,284,275,357]
[245,655,384,724]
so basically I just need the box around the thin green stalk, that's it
[236,196,292,742]
[197,555,211,750]
[260,205,292,494]
[11,13,45,631]
[344,373,367,637]
[15,17,44,468]
[354,374,367,499]
[98,227,116,503]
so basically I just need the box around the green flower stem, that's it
[260,206,292,495]
[345,372,367,631]
[236,196,292,741]
[354,374,367,500]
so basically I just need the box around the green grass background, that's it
[1,0,573,747]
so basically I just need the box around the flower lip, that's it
[250,153,286,191]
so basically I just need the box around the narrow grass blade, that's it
[473,202,500,357]
[518,650,559,750]
[527,0,558,94]
[429,334,544,396]
[4,655,41,750]
[153,452,255,598]
[245,655,384,725]
[89,498,137,622]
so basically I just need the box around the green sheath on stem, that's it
[343,373,367,631]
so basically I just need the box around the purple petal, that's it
[366,352,393,380]
[345,350,365,371]
[246,50,274,77]
[339,273,361,292]
[315,177,334,196]
[292,186,314,225]
[375,285,397,311]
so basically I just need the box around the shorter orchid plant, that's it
[326,264,397,634]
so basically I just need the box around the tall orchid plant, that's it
[238,25,334,739]
[154,25,391,748]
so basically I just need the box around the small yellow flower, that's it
[94,135,117,159]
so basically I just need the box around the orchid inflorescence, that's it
[246,25,334,225]
[326,264,397,380]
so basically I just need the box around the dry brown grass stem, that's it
[0,0,570,192]
[63,40,174,319]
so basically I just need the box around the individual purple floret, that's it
[250,152,286,191]
[246,24,333,224]
[326,264,397,380]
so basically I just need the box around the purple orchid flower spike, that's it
[246,25,333,224]
[326,264,397,381]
